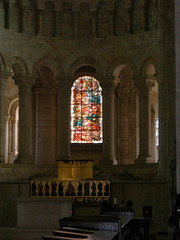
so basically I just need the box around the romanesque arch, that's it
[32,56,64,78]
[139,57,158,77]
[106,57,137,78]
[12,57,29,76]
[68,56,103,78]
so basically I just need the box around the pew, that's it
[42,216,121,240]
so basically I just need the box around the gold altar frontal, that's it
[57,159,94,180]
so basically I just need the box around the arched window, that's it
[71,76,102,143]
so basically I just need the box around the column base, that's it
[135,155,152,164]
[14,155,33,164]
[100,155,117,166]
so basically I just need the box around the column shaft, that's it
[135,78,155,163]
[14,76,34,164]
[56,82,71,160]
[101,80,117,165]
[35,90,57,164]
[119,97,129,164]
[138,92,151,157]
[0,71,10,163]
[158,0,169,180]
[0,77,6,162]
[37,9,43,35]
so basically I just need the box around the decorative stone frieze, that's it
[0,0,158,37]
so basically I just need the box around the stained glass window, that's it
[71,76,102,143]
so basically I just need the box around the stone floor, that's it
[0,228,55,240]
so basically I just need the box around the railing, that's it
[121,218,150,240]
[31,180,110,204]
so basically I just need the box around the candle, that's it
[114,197,117,205]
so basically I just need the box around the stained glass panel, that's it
[71,76,102,143]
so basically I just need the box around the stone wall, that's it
[0,0,176,238]
[0,0,158,37]
[0,23,159,165]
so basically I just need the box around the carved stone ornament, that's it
[135,78,155,93]
[101,78,118,95]
[0,71,11,81]
[13,75,36,94]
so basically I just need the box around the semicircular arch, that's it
[106,57,137,78]
[139,57,157,77]
[68,56,103,78]
[12,57,29,75]
[32,57,64,78]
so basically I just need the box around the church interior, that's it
[0,0,179,239]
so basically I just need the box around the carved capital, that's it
[13,74,36,94]
[0,70,11,81]
[135,78,155,93]
[100,77,118,95]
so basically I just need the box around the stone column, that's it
[158,0,175,181]
[109,11,114,35]
[91,12,96,36]
[14,75,35,164]
[0,71,10,163]
[176,0,180,191]
[21,7,26,33]
[73,11,78,36]
[100,78,118,165]
[126,6,131,33]
[142,5,146,31]
[56,79,72,160]
[118,88,130,164]
[5,115,9,163]
[37,9,43,35]
[55,11,60,37]
[135,78,155,163]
